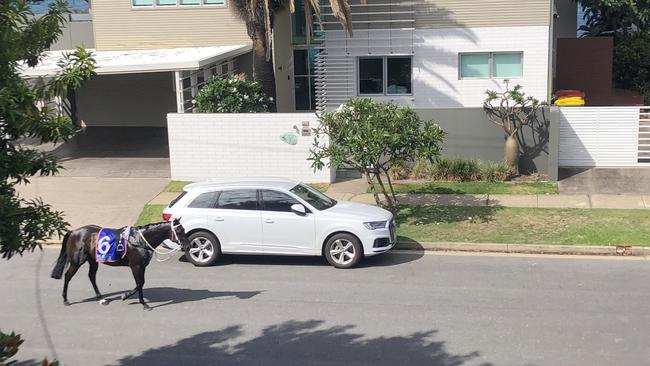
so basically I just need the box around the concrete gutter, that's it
[398,241,650,257]
[42,239,650,258]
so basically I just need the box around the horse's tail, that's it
[51,231,70,279]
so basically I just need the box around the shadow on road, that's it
[187,251,425,268]
[111,320,494,366]
[70,287,262,309]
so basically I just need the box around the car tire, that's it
[186,231,221,267]
[324,233,363,269]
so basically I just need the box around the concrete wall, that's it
[77,72,176,127]
[167,113,335,183]
[49,14,95,50]
[417,107,556,179]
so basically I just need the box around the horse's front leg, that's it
[88,261,107,305]
[129,264,150,311]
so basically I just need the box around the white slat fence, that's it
[559,106,650,167]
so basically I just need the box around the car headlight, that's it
[363,221,388,230]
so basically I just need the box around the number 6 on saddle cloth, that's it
[96,227,130,263]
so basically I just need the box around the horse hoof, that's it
[142,305,152,311]
[99,299,109,306]
[63,301,70,306]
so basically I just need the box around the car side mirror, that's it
[290,204,307,215]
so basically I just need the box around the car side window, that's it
[261,190,300,212]
[188,191,219,209]
[217,190,258,210]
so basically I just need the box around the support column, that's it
[173,71,184,113]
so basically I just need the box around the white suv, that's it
[162,178,396,268]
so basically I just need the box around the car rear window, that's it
[188,191,219,209]
[169,191,188,208]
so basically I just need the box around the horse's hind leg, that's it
[62,264,80,306]
[88,261,107,305]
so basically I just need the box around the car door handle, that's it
[264,218,274,224]
[214,217,225,222]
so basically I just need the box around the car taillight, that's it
[162,213,172,221]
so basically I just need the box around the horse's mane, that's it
[137,221,169,233]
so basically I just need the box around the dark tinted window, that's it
[188,191,219,209]
[262,190,299,212]
[387,57,412,94]
[359,57,384,94]
[217,190,258,210]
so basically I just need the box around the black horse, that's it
[51,219,189,310]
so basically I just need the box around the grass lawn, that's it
[396,205,650,246]
[135,204,166,226]
[374,181,558,195]
[135,203,650,246]
[164,181,192,193]
[164,180,330,193]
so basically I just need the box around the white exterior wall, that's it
[559,107,640,167]
[167,113,335,183]
[319,26,550,109]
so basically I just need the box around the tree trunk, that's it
[504,133,520,176]
[246,20,277,107]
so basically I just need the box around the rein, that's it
[137,222,182,262]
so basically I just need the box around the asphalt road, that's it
[1,249,648,366]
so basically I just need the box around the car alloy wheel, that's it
[189,237,214,264]
[329,239,356,265]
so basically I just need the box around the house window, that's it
[358,56,412,96]
[459,52,523,79]
[294,48,320,111]
[133,0,224,7]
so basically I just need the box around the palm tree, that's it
[229,0,353,103]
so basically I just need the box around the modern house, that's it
[25,0,578,122]
[272,0,578,112]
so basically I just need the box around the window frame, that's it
[458,51,524,80]
[357,55,413,97]
[131,0,226,9]
[293,47,320,111]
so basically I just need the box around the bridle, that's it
[136,221,183,262]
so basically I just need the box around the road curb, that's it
[42,238,650,257]
[396,241,650,257]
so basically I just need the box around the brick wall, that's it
[167,113,335,183]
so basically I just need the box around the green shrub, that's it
[389,161,411,181]
[411,160,435,179]
[480,161,512,182]
[194,73,273,113]
[409,158,511,182]
[614,32,650,104]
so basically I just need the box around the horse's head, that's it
[171,217,190,247]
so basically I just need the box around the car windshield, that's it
[290,183,337,211]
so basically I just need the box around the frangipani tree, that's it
[483,81,543,176]
[310,98,445,212]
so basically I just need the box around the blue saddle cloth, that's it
[96,227,130,263]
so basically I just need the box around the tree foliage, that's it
[613,32,650,103]
[310,98,446,211]
[1,0,96,261]
[194,73,273,113]
[579,0,650,37]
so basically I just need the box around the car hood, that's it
[321,200,393,221]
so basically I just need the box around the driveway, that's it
[16,127,170,229]
[559,167,650,194]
